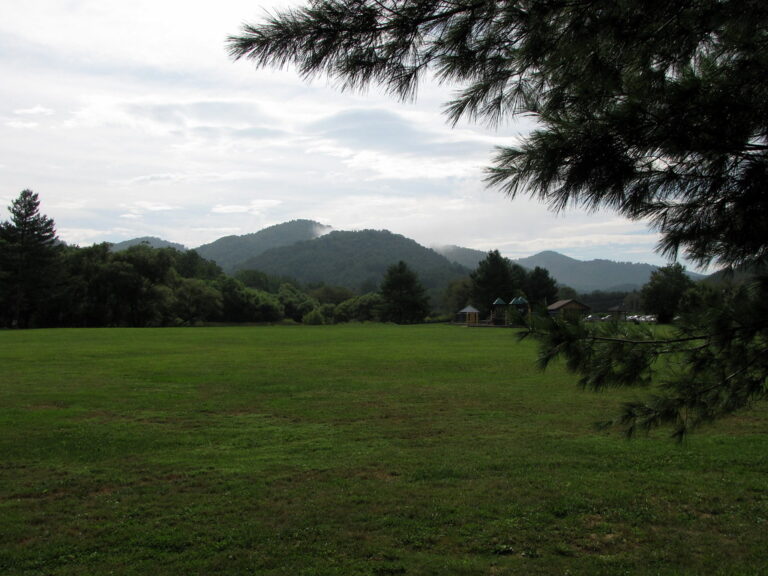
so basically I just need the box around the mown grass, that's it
[1,324,766,575]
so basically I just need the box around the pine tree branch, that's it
[587,334,708,346]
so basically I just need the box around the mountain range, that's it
[516,251,671,293]
[109,220,703,294]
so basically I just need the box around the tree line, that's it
[1,189,709,329]
[0,190,437,327]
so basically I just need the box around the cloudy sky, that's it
[1,0,679,266]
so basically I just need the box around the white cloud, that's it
[5,120,39,129]
[14,105,54,116]
[58,227,127,246]
[343,150,484,180]
[211,199,282,214]
[133,201,176,212]
[120,174,186,186]
[190,227,242,234]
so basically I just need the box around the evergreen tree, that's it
[524,266,558,307]
[230,0,768,436]
[380,261,430,324]
[641,263,696,323]
[0,190,59,327]
[470,250,522,314]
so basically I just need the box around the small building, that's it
[547,299,590,320]
[455,305,480,325]
[606,305,626,321]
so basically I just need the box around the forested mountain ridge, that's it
[111,222,706,293]
[437,246,704,292]
[235,229,469,300]
[513,251,659,292]
[110,237,187,252]
[515,251,704,292]
[195,219,332,273]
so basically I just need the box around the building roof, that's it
[458,305,480,314]
[547,299,590,311]
[492,297,507,306]
[511,296,528,305]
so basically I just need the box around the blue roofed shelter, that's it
[510,296,529,315]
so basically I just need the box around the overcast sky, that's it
[1,0,680,266]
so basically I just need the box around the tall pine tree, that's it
[0,190,59,328]
[470,250,524,315]
[380,261,430,324]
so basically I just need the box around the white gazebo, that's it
[456,305,480,325]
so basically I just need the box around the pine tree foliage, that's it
[536,278,768,438]
[469,249,523,314]
[380,260,430,323]
[228,0,768,436]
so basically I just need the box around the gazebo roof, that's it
[458,305,480,313]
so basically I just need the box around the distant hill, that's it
[195,219,332,273]
[110,237,187,252]
[436,246,673,292]
[235,229,469,303]
[514,250,704,292]
[702,264,766,286]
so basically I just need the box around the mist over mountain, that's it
[195,219,332,273]
[433,245,487,270]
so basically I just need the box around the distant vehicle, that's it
[630,315,658,323]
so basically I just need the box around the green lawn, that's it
[1,324,766,575]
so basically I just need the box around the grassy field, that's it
[1,324,766,575]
